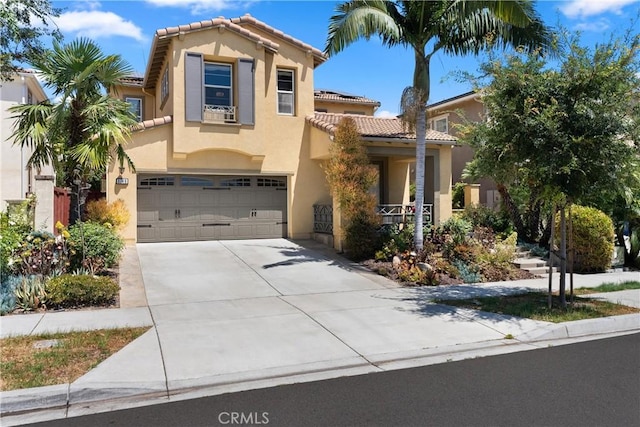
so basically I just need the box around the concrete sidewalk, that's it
[1,240,638,426]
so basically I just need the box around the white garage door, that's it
[137,175,287,243]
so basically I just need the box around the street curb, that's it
[516,313,640,342]
[2,315,638,423]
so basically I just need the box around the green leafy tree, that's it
[324,0,552,250]
[9,38,137,222]
[0,0,61,80]
[461,29,640,305]
[325,117,380,259]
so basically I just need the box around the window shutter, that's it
[185,52,203,122]
[237,58,255,125]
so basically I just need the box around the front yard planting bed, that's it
[436,292,639,323]
[0,327,149,391]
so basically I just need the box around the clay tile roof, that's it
[132,115,173,131]
[145,16,280,89]
[314,89,381,106]
[306,113,456,143]
[119,76,144,87]
[231,14,327,65]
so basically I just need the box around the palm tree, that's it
[325,0,553,250]
[9,38,137,222]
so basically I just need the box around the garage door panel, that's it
[159,192,177,206]
[137,174,287,242]
[179,192,199,205]
[158,209,176,222]
[138,210,158,222]
[198,192,216,204]
[236,192,255,205]
[137,226,156,242]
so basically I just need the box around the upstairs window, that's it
[277,69,294,115]
[205,62,232,107]
[125,97,143,122]
[430,115,448,133]
[161,68,169,104]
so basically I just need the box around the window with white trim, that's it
[125,97,143,122]
[204,62,232,107]
[277,69,294,115]
[429,115,448,133]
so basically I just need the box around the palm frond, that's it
[325,0,403,56]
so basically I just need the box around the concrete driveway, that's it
[4,239,639,421]
[113,239,546,395]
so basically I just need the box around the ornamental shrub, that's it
[68,222,124,274]
[14,275,47,311]
[85,198,130,230]
[0,275,20,315]
[0,213,27,280]
[344,213,380,261]
[46,274,119,308]
[555,205,614,272]
[9,230,70,278]
[462,204,513,236]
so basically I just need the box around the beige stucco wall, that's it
[430,96,496,205]
[314,100,376,116]
[114,85,155,122]
[107,27,330,242]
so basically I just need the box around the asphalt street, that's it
[27,333,640,427]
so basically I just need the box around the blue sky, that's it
[49,0,639,116]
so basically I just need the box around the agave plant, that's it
[14,276,47,311]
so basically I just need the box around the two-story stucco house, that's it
[427,91,499,208]
[0,71,52,211]
[108,15,456,247]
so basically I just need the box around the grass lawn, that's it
[574,280,640,295]
[0,327,150,391]
[437,292,639,323]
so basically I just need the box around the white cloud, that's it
[574,18,611,32]
[145,0,251,15]
[54,10,145,42]
[560,0,637,19]
[375,110,398,119]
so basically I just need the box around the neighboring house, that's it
[427,91,499,208]
[108,14,455,247]
[314,89,380,115]
[0,71,53,212]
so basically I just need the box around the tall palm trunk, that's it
[414,106,426,250]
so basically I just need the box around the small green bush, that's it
[452,182,466,209]
[462,204,513,236]
[376,223,420,260]
[68,222,124,274]
[46,274,119,308]
[0,214,27,280]
[555,205,614,273]
[438,216,473,246]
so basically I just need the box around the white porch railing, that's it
[376,203,433,225]
[203,105,236,123]
[312,203,433,235]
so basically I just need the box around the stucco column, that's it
[34,175,55,233]
[388,159,411,205]
[438,146,452,224]
[464,183,481,207]
[332,193,343,252]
